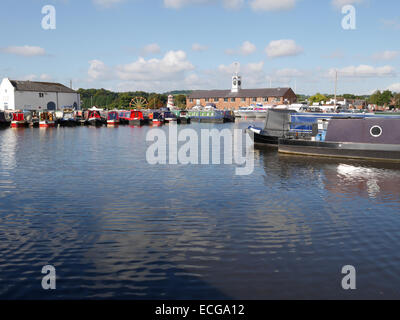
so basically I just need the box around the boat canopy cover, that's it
[0,112,7,122]
[263,109,294,137]
[108,112,119,120]
[13,113,25,121]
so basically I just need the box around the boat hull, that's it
[129,119,149,126]
[246,129,279,146]
[39,121,56,128]
[107,120,119,126]
[11,121,27,128]
[59,119,77,127]
[278,139,400,162]
[88,118,103,126]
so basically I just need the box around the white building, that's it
[0,78,81,111]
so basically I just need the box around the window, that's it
[241,98,246,102]
[252,97,257,102]
[189,98,193,103]
[231,98,235,102]
[264,97,268,102]
[213,98,218,102]
[224,98,228,102]
[39,93,44,98]
[205,98,210,102]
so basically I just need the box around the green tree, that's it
[309,93,328,104]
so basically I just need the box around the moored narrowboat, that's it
[151,111,165,125]
[278,118,400,162]
[107,111,120,126]
[163,111,179,123]
[128,110,149,126]
[39,111,56,128]
[0,111,11,128]
[87,110,104,126]
[11,111,28,128]
[59,110,77,127]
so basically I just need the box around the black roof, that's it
[188,88,293,99]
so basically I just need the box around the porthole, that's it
[370,125,382,138]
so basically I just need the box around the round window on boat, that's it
[370,125,382,138]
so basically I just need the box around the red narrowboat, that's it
[11,111,28,128]
[127,110,149,126]
[88,110,104,126]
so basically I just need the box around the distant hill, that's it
[164,90,193,95]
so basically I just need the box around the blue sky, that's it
[0,0,400,94]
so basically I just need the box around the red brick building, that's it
[186,73,297,110]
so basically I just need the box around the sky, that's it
[0,0,400,95]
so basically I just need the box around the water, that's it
[0,121,400,299]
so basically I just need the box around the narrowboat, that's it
[87,110,104,126]
[0,111,11,128]
[128,110,149,126]
[39,111,56,128]
[171,110,191,124]
[27,111,40,127]
[59,110,77,127]
[118,111,130,125]
[278,118,400,162]
[107,111,120,126]
[163,111,179,123]
[188,109,225,123]
[11,111,28,128]
[246,109,294,146]
[151,112,165,125]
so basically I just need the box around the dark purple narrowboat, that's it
[278,118,400,162]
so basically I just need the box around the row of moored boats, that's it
[246,109,400,162]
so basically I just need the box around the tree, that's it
[309,93,328,104]
[369,90,381,105]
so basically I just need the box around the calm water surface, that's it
[0,121,400,299]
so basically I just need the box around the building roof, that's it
[188,88,293,99]
[9,80,77,93]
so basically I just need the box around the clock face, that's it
[233,81,237,86]
[238,81,241,86]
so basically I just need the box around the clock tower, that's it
[231,62,241,93]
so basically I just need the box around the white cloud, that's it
[88,59,111,81]
[250,0,297,11]
[372,51,400,61]
[0,46,46,57]
[39,74,53,81]
[223,0,244,9]
[163,0,211,9]
[141,43,161,56]
[92,0,125,7]
[388,83,400,92]
[328,65,395,78]
[265,39,303,58]
[332,0,363,8]
[240,41,257,55]
[20,74,53,81]
[226,41,256,56]
[117,51,194,81]
[192,43,208,52]
[164,0,295,11]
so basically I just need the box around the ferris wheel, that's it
[129,97,148,109]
